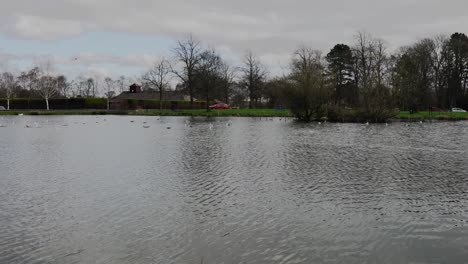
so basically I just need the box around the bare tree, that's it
[73,76,87,97]
[285,46,326,121]
[18,67,40,106]
[240,51,267,108]
[220,62,236,104]
[103,77,116,110]
[82,77,98,98]
[117,75,127,93]
[0,72,17,110]
[36,65,58,111]
[353,31,394,121]
[373,39,388,87]
[143,57,171,110]
[354,31,375,95]
[194,49,223,111]
[56,75,69,97]
[429,35,450,107]
[171,35,201,108]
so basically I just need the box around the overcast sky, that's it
[1,0,468,80]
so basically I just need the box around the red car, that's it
[209,102,230,109]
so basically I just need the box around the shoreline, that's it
[1,109,467,122]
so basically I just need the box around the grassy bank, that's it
[0,110,128,116]
[131,109,292,117]
[1,109,468,121]
[398,111,468,120]
[0,109,293,117]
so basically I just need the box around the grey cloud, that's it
[2,0,468,73]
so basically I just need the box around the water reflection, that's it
[0,116,467,263]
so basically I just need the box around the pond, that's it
[0,116,467,263]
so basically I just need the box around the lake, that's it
[0,116,467,263]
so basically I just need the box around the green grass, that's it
[0,110,128,116]
[398,111,468,120]
[1,109,467,121]
[0,109,292,117]
[131,109,292,117]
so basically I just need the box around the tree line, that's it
[1,31,468,120]
[0,65,132,110]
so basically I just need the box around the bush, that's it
[325,105,397,123]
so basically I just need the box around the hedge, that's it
[0,98,207,110]
[0,98,107,110]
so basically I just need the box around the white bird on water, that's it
[18,113,24,116]
[209,123,214,130]
[366,122,370,126]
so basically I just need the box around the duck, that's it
[143,125,150,128]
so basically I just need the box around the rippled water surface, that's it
[1,116,468,263]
